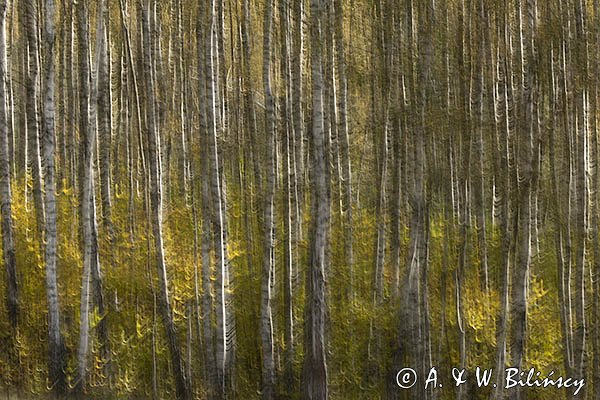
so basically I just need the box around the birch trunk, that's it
[0,0,18,329]
[23,0,45,236]
[292,0,304,241]
[141,2,191,398]
[492,14,513,398]
[76,0,110,391]
[279,0,296,392]
[572,1,588,390]
[592,3,600,398]
[396,0,432,398]
[205,0,234,393]
[303,0,329,398]
[509,2,537,399]
[333,0,353,293]
[196,5,218,397]
[241,0,261,193]
[260,0,276,397]
[98,6,113,238]
[472,0,489,292]
[41,0,66,394]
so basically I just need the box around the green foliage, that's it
[0,167,587,400]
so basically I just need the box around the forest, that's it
[0,0,598,399]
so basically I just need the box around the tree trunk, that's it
[509,2,537,399]
[333,0,353,297]
[292,0,304,243]
[396,0,432,398]
[41,0,67,394]
[204,0,234,394]
[0,0,18,330]
[75,0,110,392]
[572,0,589,392]
[279,0,296,393]
[23,0,45,237]
[303,0,329,398]
[260,0,276,397]
[98,4,113,239]
[196,4,218,397]
[141,2,191,398]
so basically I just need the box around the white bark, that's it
[41,0,66,394]
[0,0,17,328]
[260,0,276,398]
[303,0,329,398]
[141,2,191,398]
[204,0,234,393]
[23,0,45,236]
[76,0,104,390]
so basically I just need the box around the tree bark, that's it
[41,0,67,395]
[260,0,276,397]
[0,0,18,330]
[23,0,45,237]
[509,2,538,399]
[141,1,191,398]
[303,0,330,398]
[333,0,353,297]
[98,4,113,239]
[204,0,234,394]
[75,0,110,392]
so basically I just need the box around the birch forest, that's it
[1,0,600,399]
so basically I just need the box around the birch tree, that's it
[98,4,113,238]
[23,0,44,236]
[203,0,235,394]
[75,0,110,392]
[509,2,539,399]
[303,0,330,398]
[41,0,67,394]
[333,0,353,293]
[141,1,191,398]
[0,0,17,329]
[396,0,433,398]
[260,0,276,397]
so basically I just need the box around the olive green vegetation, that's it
[0,180,563,398]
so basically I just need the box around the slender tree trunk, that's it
[292,0,304,242]
[93,1,111,379]
[241,0,261,193]
[492,15,513,399]
[303,0,329,398]
[23,0,45,237]
[373,128,387,305]
[260,0,276,397]
[197,6,218,397]
[141,1,191,398]
[549,43,574,386]
[76,0,110,392]
[509,2,537,399]
[205,0,234,394]
[592,2,600,398]
[472,0,489,292]
[396,1,432,398]
[572,1,589,391]
[279,0,296,393]
[41,0,67,394]
[389,0,402,301]
[333,0,353,297]
[98,4,113,238]
[201,164,217,399]
[0,0,18,329]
